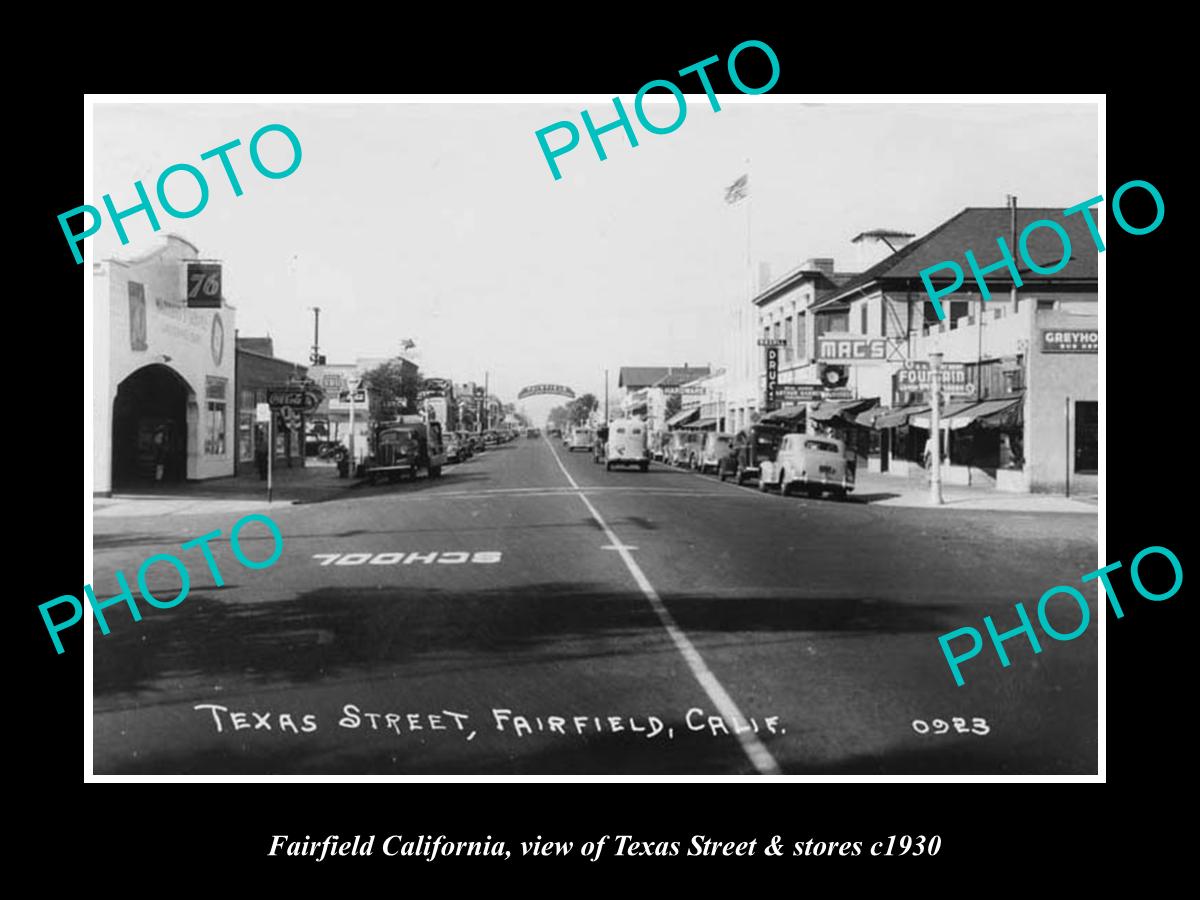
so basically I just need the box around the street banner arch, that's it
[517,384,576,400]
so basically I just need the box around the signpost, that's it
[929,353,943,506]
[266,387,322,412]
[348,378,362,475]
[757,337,787,348]
[778,384,852,403]
[256,402,273,503]
[186,262,223,308]
[1040,329,1098,353]
[764,346,780,411]
[816,335,887,363]
[897,361,977,398]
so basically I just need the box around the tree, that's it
[664,393,682,419]
[547,405,571,430]
[362,358,422,418]
[568,393,599,425]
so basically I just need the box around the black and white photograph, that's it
[80,93,1103,777]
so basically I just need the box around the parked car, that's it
[666,431,705,468]
[759,433,854,499]
[444,433,465,463]
[697,432,734,474]
[731,424,787,485]
[526,427,541,438]
[567,426,594,452]
[365,420,445,484]
[605,418,650,471]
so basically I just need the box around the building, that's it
[808,205,1098,493]
[663,368,727,433]
[617,365,710,421]
[93,235,236,496]
[751,257,860,401]
[234,337,309,475]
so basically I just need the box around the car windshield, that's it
[803,439,840,453]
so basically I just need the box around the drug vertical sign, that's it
[764,346,780,411]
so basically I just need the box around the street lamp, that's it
[929,351,944,506]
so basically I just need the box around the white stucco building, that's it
[93,235,236,496]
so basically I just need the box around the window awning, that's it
[666,407,700,428]
[911,398,1021,431]
[950,397,1023,429]
[760,405,808,422]
[865,405,929,429]
[810,398,879,423]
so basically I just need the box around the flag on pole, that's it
[724,174,749,204]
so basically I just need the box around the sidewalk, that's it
[852,471,1098,514]
[93,463,360,518]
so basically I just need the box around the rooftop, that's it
[817,206,1100,309]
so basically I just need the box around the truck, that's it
[364,415,445,484]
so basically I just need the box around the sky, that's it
[92,100,1098,422]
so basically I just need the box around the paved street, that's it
[92,435,1098,775]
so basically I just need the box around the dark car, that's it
[731,424,788,485]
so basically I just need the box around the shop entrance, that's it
[112,364,191,488]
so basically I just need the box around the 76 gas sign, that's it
[187,263,223,308]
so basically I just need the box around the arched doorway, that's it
[112,364,191,488]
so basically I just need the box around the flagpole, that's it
[745,156,753,304]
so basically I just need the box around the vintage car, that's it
[731,424,787,485]
[567,426,594,452]
[605,418,650,471]
[697,432,734,475]
[365,420,445,484]
[666,431,705,467]
[758,433,854,499]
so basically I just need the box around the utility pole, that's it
[308,306,321,365]
[604,369,609,422]
[484,371,489,431]
[930,351,944,505]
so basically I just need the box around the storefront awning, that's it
[949,397,1023,429]
[911,398,1021,431]
[666,407,700,428]
[810,398,879,423]
[686,417,718,430]
[865,405,929,429]
[760,405,807,423]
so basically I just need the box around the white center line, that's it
[543,435,782,776]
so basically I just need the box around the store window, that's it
[860,304,868,335]
[1074,401,1098,473]
[784,316,793,361]
[796,315,806,358]
[205,376,228,456]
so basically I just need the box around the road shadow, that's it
[93,582,967,702]
[848,492,902,503]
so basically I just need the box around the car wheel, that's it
[430,465,442,478]
[605,461,613,472]
[639,461,649,472]
[736,466,746,486]
[758,474,770,492]
[779,470,791,496]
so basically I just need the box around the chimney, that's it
[801,258,836,278]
